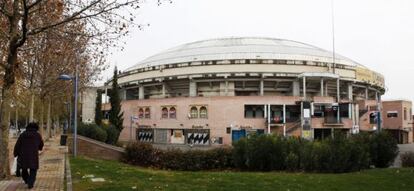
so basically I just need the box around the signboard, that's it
[355,67,385,87]
[302,130,312,140]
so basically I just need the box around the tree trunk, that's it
[0,88,13,179]
[40,100,44,139]
[29,91,35,122]
[46,98,51,139]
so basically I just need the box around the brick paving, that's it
[0,135,67,191]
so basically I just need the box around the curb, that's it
[65,154,73,191]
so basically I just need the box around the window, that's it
[255,107,264,118]
[190,106,198,118]
[404,107,408,120]
[169,107,176,119]
[161,107,168,118]
[138,108,144,119]
[144,108,151,119]
[244,105,265,118]
[404,108,407,120]
[200,106,208,118]
[313,105,325,117]
[369,112,377,124]
[387,111,398,118]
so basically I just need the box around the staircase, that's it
[285,120,302,136]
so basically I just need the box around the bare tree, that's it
[0,0,171,179]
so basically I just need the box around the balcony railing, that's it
[324,116,342,124]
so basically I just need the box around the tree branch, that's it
[27,0,137,36]
[28,0,44,10]
[15,0,29,47]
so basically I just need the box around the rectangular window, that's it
[404,108,407,120]
[387,111,398,118]
[244,105,264,118]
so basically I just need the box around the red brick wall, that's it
[68,135,125,161]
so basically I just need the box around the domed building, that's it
[105,37,385,146]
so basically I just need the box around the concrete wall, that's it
[68,135,125,161]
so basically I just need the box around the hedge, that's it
[123,131,398,172]
[401,152,414,167]
[78,123,121,145]
[123,143,233,171]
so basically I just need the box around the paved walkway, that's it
[393,143,414,168]
[0,135,67,191]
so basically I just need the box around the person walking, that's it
[13,123,44,189]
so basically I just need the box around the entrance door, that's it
[232,129,246,142]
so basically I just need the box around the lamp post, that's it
[58,65,79,157]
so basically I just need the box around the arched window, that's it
[161,107,168,118]
[190,106,198,118]
[144,108,151,119]
[199,106,208,118]
[169,107,176,119]
[255,107,264,118]
[138,108,144,119]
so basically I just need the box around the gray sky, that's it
[107,0,414,104]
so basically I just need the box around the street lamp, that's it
[58,67,79,157]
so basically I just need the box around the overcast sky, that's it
[106,0,414,104]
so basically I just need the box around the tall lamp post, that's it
[58,67,79,157]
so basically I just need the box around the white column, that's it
[267,104,271,134]
[162,83,166,98]
[225,81,229,95]
[138,86,144,100]
[348,84,353,101]
[283,104,286,137]
[303,77,306,99]
[320,78,324,96]
[348,83,353,119]
[336,78,340,102]
[365,87,369,100]
[260,79,264,96]
[122,89,127,100]
[292,80,300,96]
[337,79,340,123]
[104,87,108,103]
[189,81,197,97]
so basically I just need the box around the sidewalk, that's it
[0,135,67,191]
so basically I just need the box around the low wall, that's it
[67,135,125,161]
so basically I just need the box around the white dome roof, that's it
[126,37,364,72]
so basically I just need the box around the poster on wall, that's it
[185,129,210,145]
[302,130,312,140]
[170,130,185,144]
[136,129,154,143]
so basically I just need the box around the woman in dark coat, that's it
[13,123,44,189]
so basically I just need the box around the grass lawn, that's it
[70,157,414,191]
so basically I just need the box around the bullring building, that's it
[104,37,385,146]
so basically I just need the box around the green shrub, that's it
[104,124,120,145]
[123,132,398,172]
[232,138,249,170]
[124,142,234,171]
[401,152,414,167]
[78,123,107,142]
[369,131,398,168]
[285,152,299,171]
[123,142,156,167]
